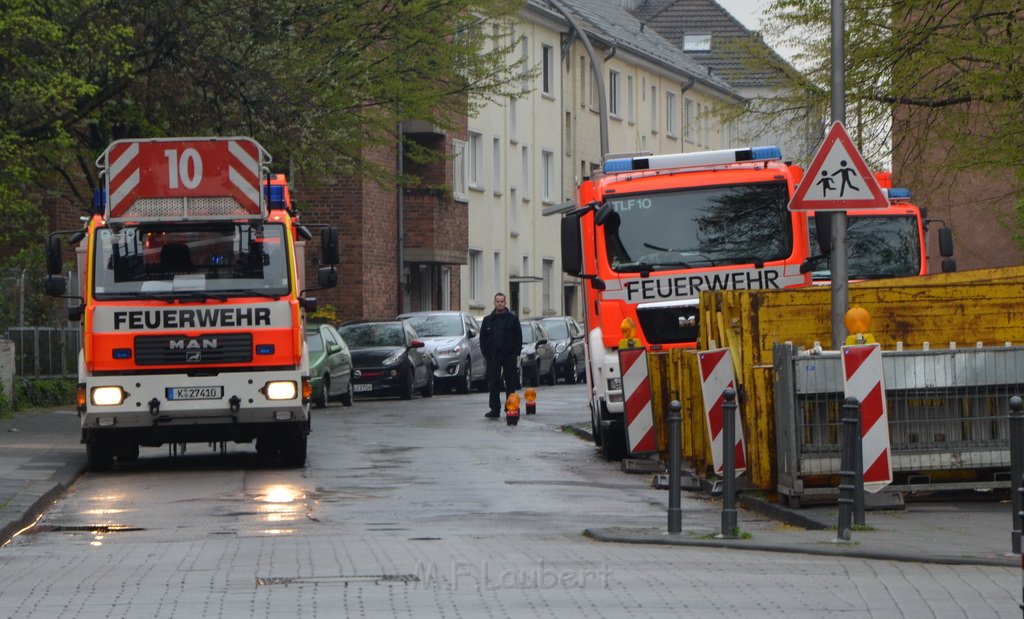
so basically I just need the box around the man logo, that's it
[169,338,219,350]
[186,351,202,362]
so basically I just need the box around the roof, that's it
[526,0,740,99]
[630,0,791,88]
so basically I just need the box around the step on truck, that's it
[555,147,812,460]
[44,137,339,471]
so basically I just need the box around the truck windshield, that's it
[807,214,920,280]
[602,182,791,272]
[92,222,291,299]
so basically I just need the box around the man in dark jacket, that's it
[480,292,523,418]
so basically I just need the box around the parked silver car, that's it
[534,316,586,384]
[396,311,487,394]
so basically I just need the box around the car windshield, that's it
[92,222,290,299]
[602,182,791,272]
[404,315,462,337]
[339,323,405,347]
[521,324,538,343]
[539,319,569,339]
[305,333,324,353]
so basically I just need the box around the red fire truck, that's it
[559,146,811,459]
[44,137,339,471]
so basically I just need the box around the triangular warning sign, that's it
[788,121,889,211]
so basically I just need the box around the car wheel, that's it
[544,363,557,386]
[313,376,329,408]
[400,368,414,400]
[420,371,434,398]
[339,374,354,407]
[565,356,578,384]
[457,362,472,394]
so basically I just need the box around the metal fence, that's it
[774,342,1023,502]
[5,327,80,378]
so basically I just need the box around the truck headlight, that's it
[91,386,126,406]
[264,381,298,400]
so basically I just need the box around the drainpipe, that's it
[545,0,609,157]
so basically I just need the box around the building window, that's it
[589,61,598,109]
[468,131,483,189]
[627,74,635,123]
[492,137,502,196]
[666,91,677,137]
[509,97,518,144]
[452,139,467,201]
[703,109,711,149]
[542,44,554,95]
[521,145,530,199]
[580,55,587,107]
[541,149,554,203]
[543,259,554,312]
[493,251,502,294]
[684,98,695,143]
[522,256,530,311]
[650,85,658,133]
[520,35,530,92]
[469,249,483,302]
[609,70,620,117]
[683,34,712,52]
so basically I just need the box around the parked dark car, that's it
[520,320,556,387]
[535,315,586,384]
[396,311,486,394]
[305,323,354,408]
[338,320,434,400]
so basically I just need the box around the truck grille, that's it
[134,333,253,365]
[636,305,700,345]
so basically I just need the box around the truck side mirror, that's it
[938,226,954,258]
[317,266,338,288]
[45,235,63,275]
[560,215,583,276]
[321,228,339,265]
[44,274,66,296]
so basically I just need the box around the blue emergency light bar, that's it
[603,146,782,174]
[91,188,107,215]
[886,187,912,200]
[266,183,287,210]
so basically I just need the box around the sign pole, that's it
[829,0,848,349]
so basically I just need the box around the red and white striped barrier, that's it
[618,347,656,455]
[842,343,892,493]
[698,348,747,476]
[104,137,265,219]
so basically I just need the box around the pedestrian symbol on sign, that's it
[787,121,888,211]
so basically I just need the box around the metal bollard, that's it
[1009,396,1024,554]
[720,388,738,538]
[854,410,865,527]
[668,399,682,534]
[836,396,860,541]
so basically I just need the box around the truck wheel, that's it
[116,443,140,462]
[280,435,307,468]
[87,441,114,472]
[600,420,626,461]
[339,376,354,407]
[313,376,329,408]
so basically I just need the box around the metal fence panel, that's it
[5,327,80,378]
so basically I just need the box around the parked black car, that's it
[305,322,354,408]
[535,316,586,384]
[338,320,434,400]
[396,310,487,394]
[520,320,556,387]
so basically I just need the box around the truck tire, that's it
[87,441,114,472]
[116,443,140,462]
[280,435,307,468]
[600,420,626,461]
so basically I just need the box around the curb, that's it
[583,527,1017,567]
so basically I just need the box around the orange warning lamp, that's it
[524,387,537,415]
[505,391,521,426]
[844,306,876,345]
[619,318,640,349]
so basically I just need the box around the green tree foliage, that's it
[1,0,523,325]
[745,0,1024,182]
